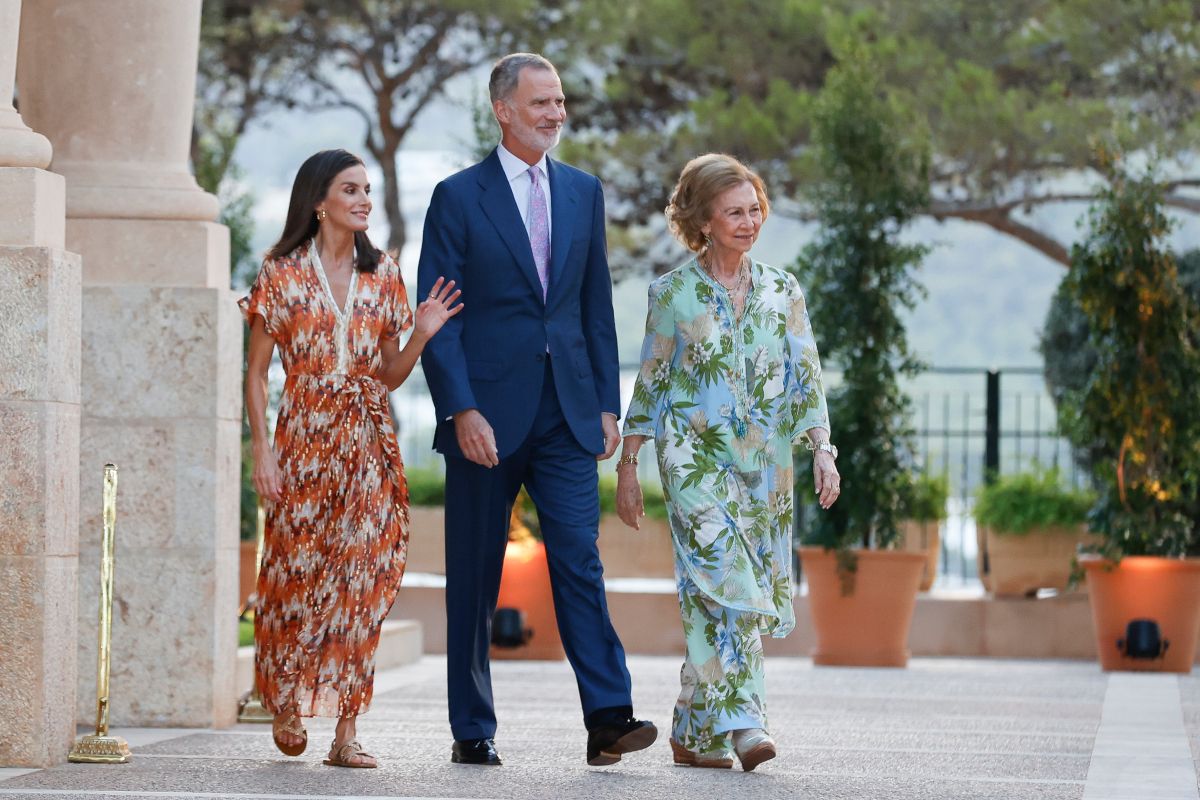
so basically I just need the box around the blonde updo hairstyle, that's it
[665,153,770,253]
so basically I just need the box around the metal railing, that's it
[901,366,1085,588]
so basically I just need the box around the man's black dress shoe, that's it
[451,738,502,766]
[586,716,658,766]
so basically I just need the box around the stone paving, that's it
[0,654,1196,800]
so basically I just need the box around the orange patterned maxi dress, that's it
[238,239,412,719]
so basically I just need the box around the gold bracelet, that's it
[616,453,639,468]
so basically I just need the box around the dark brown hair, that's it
[268,149,381,272]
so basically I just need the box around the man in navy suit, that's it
[417,53,656,767]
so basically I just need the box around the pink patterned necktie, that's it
[528,166,550,299]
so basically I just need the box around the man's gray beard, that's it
[514,126,560,155]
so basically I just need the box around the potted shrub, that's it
[1047,161,1200,673]
[973,469,1094,597]
[896,472,950,592]
[792,56,930,667]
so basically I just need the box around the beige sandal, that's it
[669,738,733,769]
[271,711,307,757]
[323,739,378,769]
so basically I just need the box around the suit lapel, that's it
[546,158,579,304]
[477,149,545,303]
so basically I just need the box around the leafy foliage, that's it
[1041,249,1200,477]
[406,467,669,521]
[898,472,950,523]
[405,467,447,507]
[1054,161,1200,557]
[198,0,557,256]
[563,0,1200,274]
[195,0,307,191]
[791,55,930,552]
[974,468,1094,535]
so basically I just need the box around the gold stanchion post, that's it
[237,502,272,723]
[69,464,131,764]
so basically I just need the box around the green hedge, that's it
[598,474,669,520]
[974,469,1093,536]
[407,466,669,521]
[238,618,254,648]
[406,467,447,507]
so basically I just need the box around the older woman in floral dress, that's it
[242,149,460,768]
[616,153,841,772]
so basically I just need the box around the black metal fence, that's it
[897,366,1084,587]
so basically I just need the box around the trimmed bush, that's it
[406,467,446,507]
[974,469,1093,536]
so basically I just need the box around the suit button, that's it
[535,354,545,362]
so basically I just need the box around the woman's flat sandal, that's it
[271,712,307,757]
[324,739,378,769]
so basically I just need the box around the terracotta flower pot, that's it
[491,538,565,661]
[799,547,926,667]
[1081,555,1200,673]
[982,525,1095,597]
[896,520,940,591]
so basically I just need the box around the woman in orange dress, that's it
[240,149,461,768]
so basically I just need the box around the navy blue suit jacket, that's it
[416,149,620,459]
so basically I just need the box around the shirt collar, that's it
[497,142,548,183]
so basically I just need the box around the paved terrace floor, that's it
[2,655,1197,800]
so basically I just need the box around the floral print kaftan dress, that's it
[239,239,412,719]
[622,257,829,757]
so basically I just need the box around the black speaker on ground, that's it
[1117,619,1169,659]
[492,607,533,648]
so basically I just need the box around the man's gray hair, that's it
[489,53,557,104]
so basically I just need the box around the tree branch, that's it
[1165,194,1200,213]
[926,202,1071,266]
[394,60,479,135]
[393,17,453,89]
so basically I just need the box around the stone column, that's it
[0,0,81,768]
[17,0,241,728]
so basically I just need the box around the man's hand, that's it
[598,414,620,460]
[454,409,499,467]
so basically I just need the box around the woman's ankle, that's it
[334,716,357,742]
